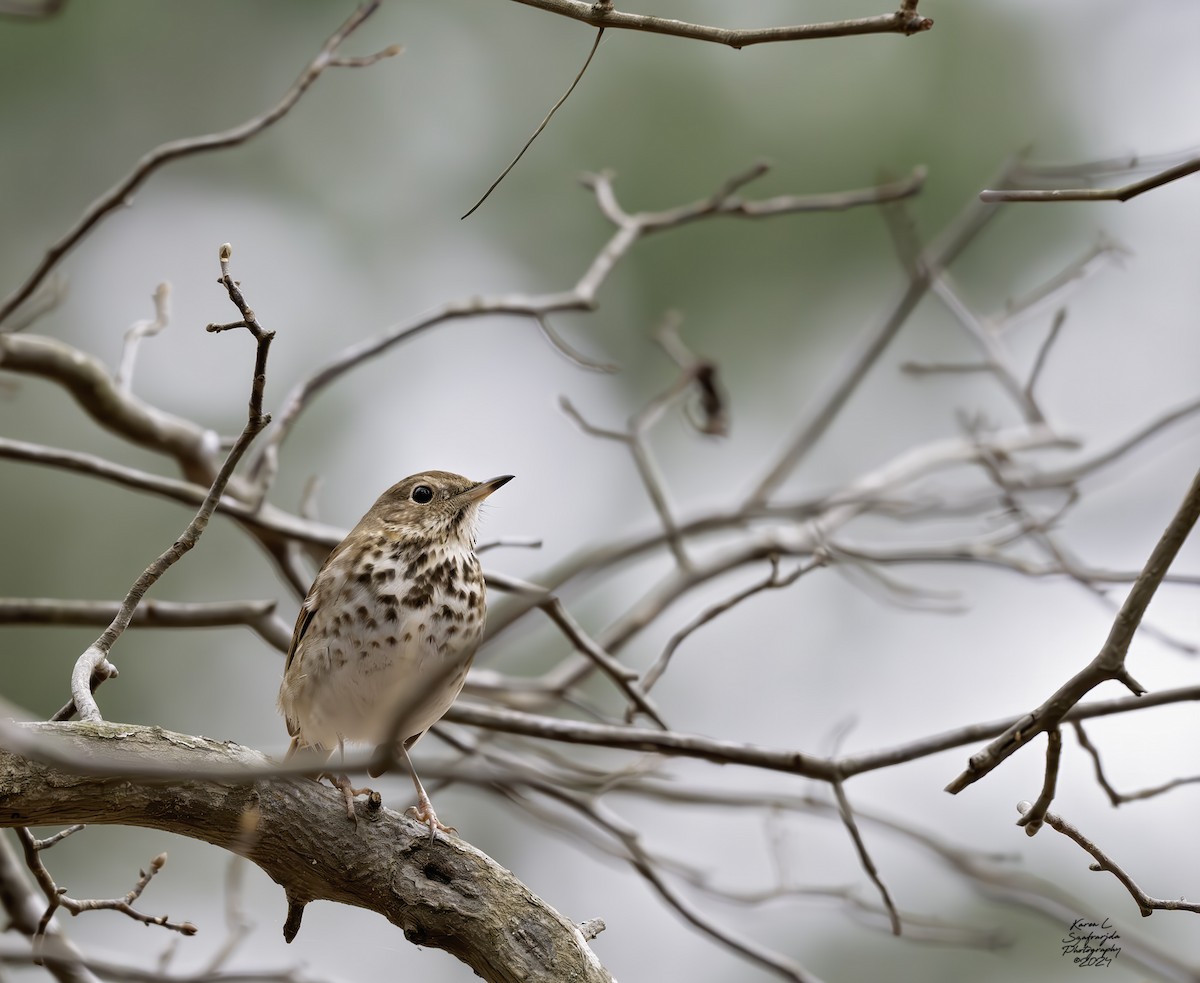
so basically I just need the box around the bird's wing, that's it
[283,538,351,674]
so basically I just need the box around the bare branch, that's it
[0,436,344,548]
[531,785,824,982]
[0,334,218,484]
[1024,307,1066,401]
[510,0,931,48]
[0,1,397,326]
[831,781,900,935]
[16,829,197,946]
[641,555,816,694]
[0,597,290,652]
[1071,722,1200,806]
[1026,805,1200,916]
[250,164,925,492]
[1016,728,1062,834]
[115,282,171,393]
[981,153,1200,203]
[533,313,618,372]
[481,572,666,724]
[746,157,1005,505]
[68,244,274,723]
[561,388,692,570]
[947,465,1200,794]
[0,834,102,983]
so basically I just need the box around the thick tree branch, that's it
[0,722,613,983]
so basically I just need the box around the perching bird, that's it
[278,471,513,836]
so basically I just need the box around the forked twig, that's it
[66,244,274,723]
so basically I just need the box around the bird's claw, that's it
[405,803,457,844]
[320,773,377,824]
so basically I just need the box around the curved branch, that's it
[0,334,216,484]
[0,722,613,983]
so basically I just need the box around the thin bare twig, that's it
[981,153,1200,203]
[641,555,816,694]
[15,829,197,949]
[67,244,274,723]
[0,436,344,548]
[1024,308,1066,401]
[249,164,925,494]
[533,313,618,372]
[0,1,396,326]
[831,781,900,935]
[560,391,692,569]
[947,465,1200,794]
[1016,728,1062,834]
[463,28,604,218]
[1026,806,1200,916]
[115,283,171,393]
[746,157,1006,506]
[1071,722,1200,806]
[0,834,101,983]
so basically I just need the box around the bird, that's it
[278,470,513,837]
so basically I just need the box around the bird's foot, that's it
[319,773,379,824]
[405,797,457,844]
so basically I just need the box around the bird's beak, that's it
[461,474,514,503]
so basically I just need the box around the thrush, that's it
[278,470,513,836]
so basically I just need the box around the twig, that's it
[462,28,604,218]
[532,786,825,982]
[1016,728,1062,834]
[115,283,171,393]
[981,154,1200,203]
[0,436,344,548]
[831,781,900,934]
[0,834,102,983]
[746,157,1005,506]
[532,313,618,372]
[641,555,815,694]
[249,164,925,491]
[511,0,931,48]
[1024,308,1066,401]
[0,1,396,326]
[947,465,1200,794]
[1026,806,1200,916]
[476,536,544,553]
[482,572,666,724]
[15,829,197,949]
[561,390,693,571]
[67,244,274,723]
[1072,722,1200,806]
[656,317,729,436]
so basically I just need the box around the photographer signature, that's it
[1062,917,1121,968]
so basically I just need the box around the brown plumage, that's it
[278,470,512,835]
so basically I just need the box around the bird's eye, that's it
[411,485,434,504]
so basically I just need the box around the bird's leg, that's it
[318,738,377,824]
[400,744,456,843]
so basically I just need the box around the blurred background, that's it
[1,1,1198,980]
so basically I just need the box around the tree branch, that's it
[0,723,613,983]
[947,465,1200,795]
[509,0,932,48]
[0,1,397,325]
